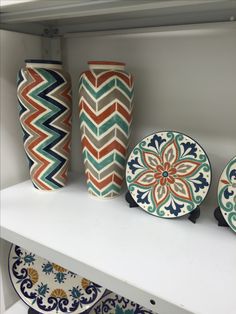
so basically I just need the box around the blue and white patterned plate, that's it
[86,291,154,314]
[126,131,211,218]
[218,156,236,232]
[8,245,106,313]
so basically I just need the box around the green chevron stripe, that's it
[87,182,101,195]
[116,79,134,99]
[82,77,115,99]
[83,150,126,170]
[98,115,129,135]
[80,112,130,136]
[82,76,133,100]
[80,112,97,134]
[101,184,121,196]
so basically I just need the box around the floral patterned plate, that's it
[8,245,105,313]
[126,131,211,218]
[217,156,236,232]
[86,291,154,314]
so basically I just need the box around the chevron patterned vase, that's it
[17,60,72,190]
[78,61,134,199]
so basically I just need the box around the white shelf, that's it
[1,0,236,35]
[1,174,235,314]
[4,301,28,314]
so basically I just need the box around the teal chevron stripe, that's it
[101,184,121,196]
[80,112,97,134]
[116,79,133,98]
[82,77,115,99]
[87,182,101,195]
[80,112,130,136]
[98,115,129,135]
[83,150,126,170]
[87,181,121,197]
[115,153,126,167]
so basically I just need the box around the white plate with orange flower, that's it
[126,131,211,218]
[8,245,105,313]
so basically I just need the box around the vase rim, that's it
[88,61,125,66]
[25,59,62,65]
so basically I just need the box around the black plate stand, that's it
[125,191,200,223]
[28,308,42,314]
[214,206,229,227]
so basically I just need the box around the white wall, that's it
[64,22,236,206]
[0,30,42,311]
[0,30,42,189]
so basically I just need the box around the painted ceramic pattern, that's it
[86,291,154,314]
[218,156,236,232]
[126,131,211,218]
[17,65,72,190]
[78,64,134,198]
[8,245,105,313]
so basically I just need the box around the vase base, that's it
[88,191,121,200]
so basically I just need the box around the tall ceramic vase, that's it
[78,61,134,199]
[17,60,72,190]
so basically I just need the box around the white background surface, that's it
[1,176,236,314]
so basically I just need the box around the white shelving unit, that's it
[1,1,236,314]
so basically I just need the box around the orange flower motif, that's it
[52,263,67,273]
[27,268,39,285]
[51,289,68,299]
[135,140,201,207]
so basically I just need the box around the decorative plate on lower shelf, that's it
[126,131,211,218]
[8,245,106,313]
[86,291,154,314]
[218,156,236,232]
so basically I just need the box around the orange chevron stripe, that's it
[83,70,132,88]
[81,101,116,123]
[99,140,126,158]
[82,137,98,158]
[82,136,126,159]
[81,101,131,123]
[87,172,123,189]
[117,103,132,123]
[63,138,71,154]
[97,71,131,87]
[83,71,96,86]
[60,85,71,102]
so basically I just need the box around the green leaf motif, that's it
[115,305,134,314]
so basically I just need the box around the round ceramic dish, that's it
[217,156,236,232]
[86,291,153,314]
[126,131,211,218]
[8,245,106,313]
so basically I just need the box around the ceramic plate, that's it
[86,291,154,314]
[217,156,236,232]
[126,131,211,218]
[8,245,106,313]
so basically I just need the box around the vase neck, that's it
[25,59,63,70]
[88,61,125,71]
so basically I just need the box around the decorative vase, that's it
[17,59,72,190]
[78,61,134,199]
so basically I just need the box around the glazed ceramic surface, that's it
[126,131,211,218]
[86,291,154,314]
[78,61,134,199]
[8,245,105,313]
[17,60,72,190]
[218,156,236,232]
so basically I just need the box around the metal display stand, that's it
[125,191,201,223]
[214,206,229,227]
